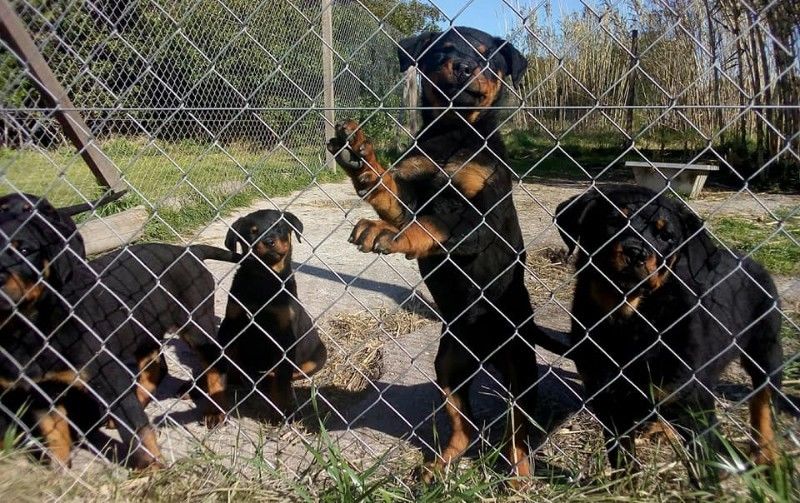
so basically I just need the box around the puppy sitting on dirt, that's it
[220,210,326,420]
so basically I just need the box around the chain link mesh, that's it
[0,0,798,498]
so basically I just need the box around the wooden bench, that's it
[625,161,719,199]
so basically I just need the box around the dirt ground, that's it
[66,179,800,482]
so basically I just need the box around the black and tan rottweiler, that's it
[555,185,783,482]
[220,209,326,420]
[0,211,235,468]
[326,27,563,481]
[0,191,124,258]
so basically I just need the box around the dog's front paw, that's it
[348,219,400,254]
[326,120,374,173]
[204,392,229,429]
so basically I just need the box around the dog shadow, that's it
[299,362,584,478]
[292,262,439,321]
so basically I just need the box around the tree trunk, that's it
[624,29,639,146]
[703,0,724,139]
[765,0,799,165]
[747,10,765,171]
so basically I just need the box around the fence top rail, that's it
[625,161,719,171]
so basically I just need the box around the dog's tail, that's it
[188,244,242,263]
[58,190,127,216]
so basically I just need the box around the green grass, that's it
[501,128,738,183]
[0,387,797,501]
[708,210,800,276]
[504,130,627,181]
[0,137,345,242]
[1,420,797,502]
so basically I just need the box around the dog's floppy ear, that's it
[397,31,440,72]
[554,191,599,256]
[224,217,248,254]
[30,217,74,290]
[494,37,528,86]
[283,212,303,243]
[35,197,85,257]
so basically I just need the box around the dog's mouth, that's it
[607,255,670,297]
[0,271,44,307]
[451,77,495,104]
[251,240,289,266]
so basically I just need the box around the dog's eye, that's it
[19,247,31,255]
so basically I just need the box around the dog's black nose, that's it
[624,246,649,266]
[454,60,476,83]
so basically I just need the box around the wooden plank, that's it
[78,206,148,256]
[0,0,123,191]
[624,161,718,171]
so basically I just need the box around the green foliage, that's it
[2,1,440,148]
[359,0,443,35]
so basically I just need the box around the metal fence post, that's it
[321,0,335,170]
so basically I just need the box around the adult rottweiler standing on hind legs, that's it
[327,27,565,484]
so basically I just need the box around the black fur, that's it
[555,185,783,482]
[219,210,326,420]
[327,27,553,479]
[0,213,236,467]
[0,191,126,258]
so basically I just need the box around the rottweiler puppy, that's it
[220,210,326,420]
[0,191,125,258]
[555,185,783,482]
[327,27,561,482]
[89,243,236,427]
[0,211,235,468]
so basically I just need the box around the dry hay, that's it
[525,246,576,315]
[311,297,436,395]
[539,402,799,496]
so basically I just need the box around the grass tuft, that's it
[708,211,800,276]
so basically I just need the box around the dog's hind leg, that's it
[740,314,783,466]
[420,334,479,483]
[492,337,538,482]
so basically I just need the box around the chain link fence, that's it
[0,0,798,499]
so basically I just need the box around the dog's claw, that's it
[204,412,225,429]
[327,120,368,173]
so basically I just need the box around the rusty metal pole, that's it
[0,0,124,193]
